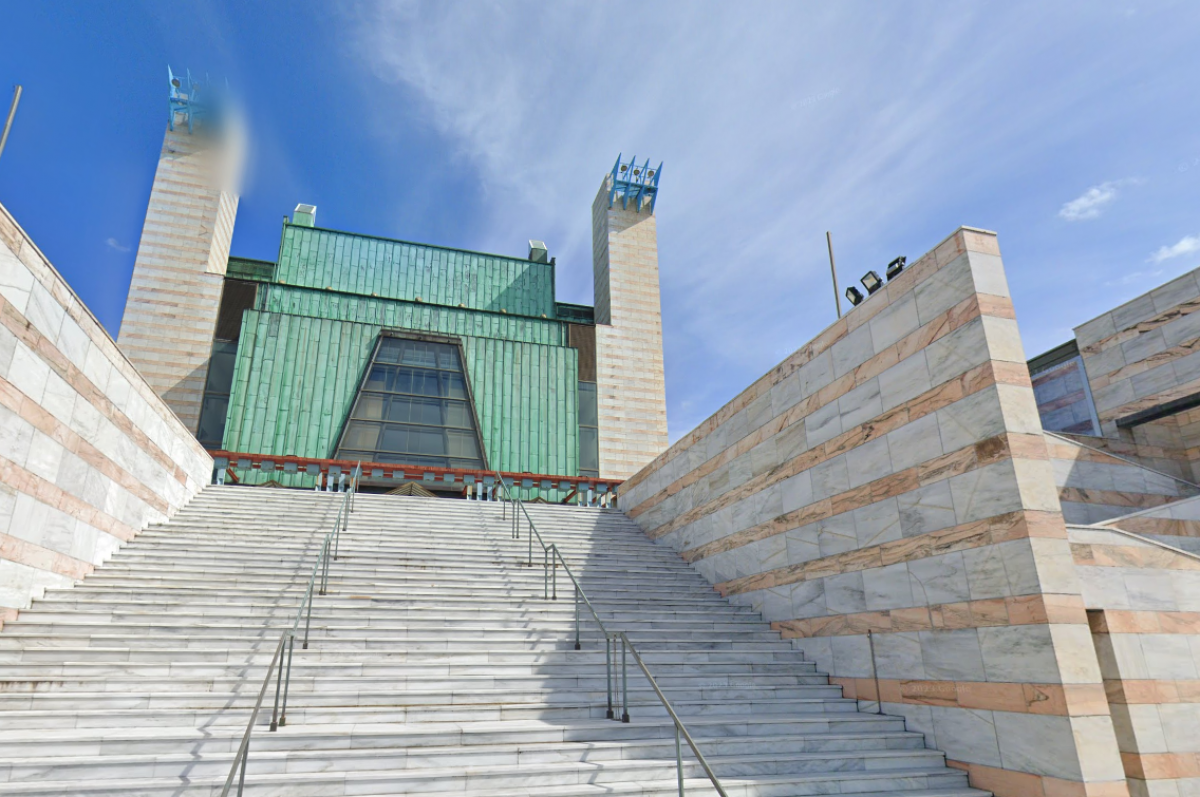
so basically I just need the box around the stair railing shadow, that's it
[217,462,361,797]
[496,475,730,797]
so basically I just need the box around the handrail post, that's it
[543,544,549,600]
[867,629,883,715]
[269,643,284,731]
[279,633,295,726]
[574,585,581,650]
[676,723,684,796]
[551,544,557,601]
[621,635,630,722]
[237,744,248,796]
[605,634,614,719]
[303,590,315,650]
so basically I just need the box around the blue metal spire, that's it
[608,155,662,212]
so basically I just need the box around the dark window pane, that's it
[447,430,479,459]
[205,341,239,394]
[344,421,381,450]
[579,427,599,471]
[437,346,460,370]
[578,381,598,428]
[197,395,229,447]
[353,394,386,421]
[444,372,467,399]
[444,400,471,428]
[365,365,390,391]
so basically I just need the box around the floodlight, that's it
[886,256,907,280]
[845,286,864,306]
[860,271,883,294]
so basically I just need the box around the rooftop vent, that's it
[528,240,549,264]
[292,204,317,228]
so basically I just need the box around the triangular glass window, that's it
[335,335,487,470]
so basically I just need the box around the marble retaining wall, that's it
[620,228,1128,796]
[1072,526,1200,797]
[1101,495,1200,556]
[1046,434,1200,525]
[0,202,212,620]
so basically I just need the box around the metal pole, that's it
[0,86,21,162]
[605,634,614,719]
[676,723,684,796]
[621,636,630,722]
[826,231,842,319]
[279,634,295,726]
[237,742,248,796]
[269,645,284,731]
[551,545,557,601]
[867,629,882,715]
[543,545,548,600]
[574,585,581,650]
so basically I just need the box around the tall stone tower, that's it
[118,68,241,434]
[591,157,669,480]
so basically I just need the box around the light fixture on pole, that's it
[860,271,883,295]
[845,286,864,306]
[886,256,907,280]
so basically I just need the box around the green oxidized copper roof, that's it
[273,223,558,319]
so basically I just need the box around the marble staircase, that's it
[0,487,989,796]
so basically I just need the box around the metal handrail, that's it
[617,632,731,797]
[219,463,361,797]
[495,475,728,795]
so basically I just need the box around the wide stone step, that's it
[0,764,972,796]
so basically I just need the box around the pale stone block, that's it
[1159,703,1200,753]
[1125,569,1181,611]
[1011,458,1062,513]
[963,545,1011,601]
[845,437,891,489]
[40,370,76,426]
[949,460,1024,524]
[0,246,33,315]
[780,471,813,515]
[1122,327,1168,364]
[830,324,874,379]
[817,513,858,557]
[796,351,833,398]
[886,413,943,473]
[994,712,1081,779]
[811,457,850,500]
[804,399,842,447]
[936,386,1006,453]
[898,479,956,537]
[914,254,973,325]
[1112,293,1158,331]
[872,631,926,679]
[1028,537,1083,595]
[774,419,808,462]
[864,562,914,610]
[979,624,1062,683]
[925,316,990,385]
[789,579,826,618]
[852,497,902,548]
[868,290,920,352]
[1069,714,1134,781]
[920,628,987,680]
[930,705,1002,767]
[24,430,64,483]
[966,251,1012,299]
[8,340,50,404]
[1075,312,1116,349]
[981,315,1026,363]
[0,558,73,609]
[1141,634,1200,680]
[1047,624,1104,684]
[1102,633,1149,679]
[908,551,971,604]
[1110,704,1167,754]
[24,282,66,343]
[0,404,34,468]
[878,352,932,412]
[830,633,873,678]
[824,570,867,614]
[838,378,882,430]
[785,521,821,566]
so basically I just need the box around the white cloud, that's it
[338,2,1191,442]
[1150,235,1200,263]
[1058,181,1124,221]
[105,238,131,253]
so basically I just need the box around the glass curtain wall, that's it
[578,381,599,477]
[335,336,487,470]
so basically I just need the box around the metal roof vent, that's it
[292,204,317,228]
[528,240,549,264]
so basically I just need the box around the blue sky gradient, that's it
[1,1,1197,442]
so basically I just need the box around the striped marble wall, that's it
[620,227,1128,796]
[1073,526,1200,797]
[1046,434,1200,525]
[0,203,212,620]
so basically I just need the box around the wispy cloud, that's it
[1150,234,1200,263]
[338,2,1193,442]
[1058,180,1129,221]
[105,237,131,253]
[1105,269,1163,287]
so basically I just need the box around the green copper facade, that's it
[203,218,595,485]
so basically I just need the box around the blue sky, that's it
[1,1,1197,443]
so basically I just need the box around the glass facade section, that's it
[197,340,239,447]
[1031,356,1100,435]
[335,337,487,470]
[578,381,599,477]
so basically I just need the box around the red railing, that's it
[208,451,618,494]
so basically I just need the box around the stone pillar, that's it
[591,174,669,480]
[117,114,240,434]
